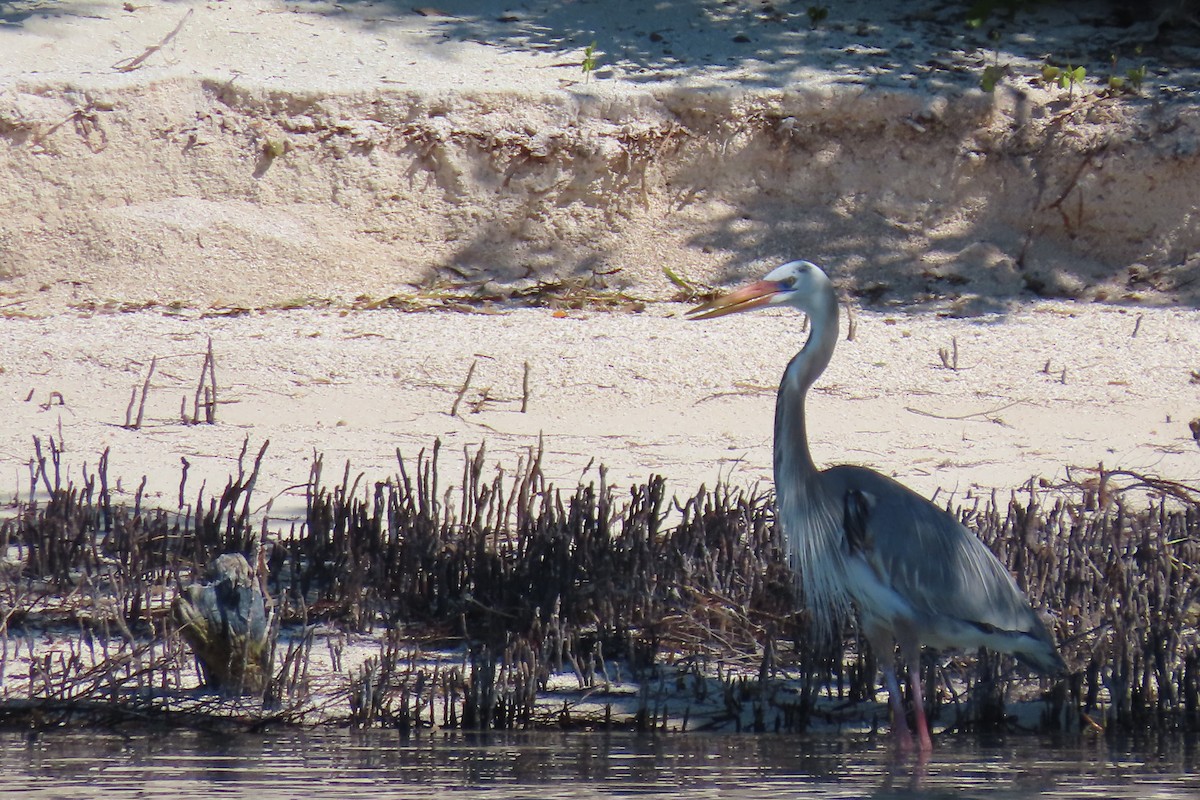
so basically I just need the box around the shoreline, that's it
[0,436,1193,735]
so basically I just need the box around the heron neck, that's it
[774,290,838,483]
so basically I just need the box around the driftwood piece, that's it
[173,553,271,694]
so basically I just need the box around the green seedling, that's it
[1042,63,1085,98]
[582,41,598,83]
[979,42,1008,92]
[1126,64,1147,93]
[1106,66,1146,94]
[1116,45,1147,94]
[807,5,828,29]
[981,63,1007,92]
[1105,53,1147,95]
[1058,64,1086,97]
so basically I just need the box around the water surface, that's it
[2,728,1197,799]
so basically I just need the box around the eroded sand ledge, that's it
[2,0,1199,314]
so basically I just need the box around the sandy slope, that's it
[1,0,1199,312]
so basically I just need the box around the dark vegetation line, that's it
[0,436,1197,734]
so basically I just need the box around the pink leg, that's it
[907,667,934,752]
[898,635,934,752]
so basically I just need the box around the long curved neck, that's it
[773,287,839,485]
[771,280,849,643]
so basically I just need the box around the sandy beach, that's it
[2,299,1200,524]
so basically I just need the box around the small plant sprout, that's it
[581,41,598,83]
[981,63,1007,92]
[1106,54,1123,91]
[979,36,1008,92]
[1059,64,1086,97]
[1126,63,1147,93]
[1105,53,1147,94]
[1041,63,1086,98]
[807,5,828,29]
[1125,44,1148,93]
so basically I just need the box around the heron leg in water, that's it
[907,669,933,751]
[881,661,914,749]
[899,637,934,752]
[867,623,913,748]
[872,626,934,752]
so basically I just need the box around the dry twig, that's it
[905,399,1025,423]
[450,359,477,417]
[113,8,193,72]
[124,356,157,429]
[521,361,531,413]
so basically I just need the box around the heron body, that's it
[688,260,1064,751]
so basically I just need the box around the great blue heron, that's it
[687,260,1065,751]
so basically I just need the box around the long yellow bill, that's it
[685,280,782,320]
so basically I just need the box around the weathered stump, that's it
[173,553,271,694]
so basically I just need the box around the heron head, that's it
[685,260,828,320]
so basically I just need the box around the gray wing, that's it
[822,465,1040,636]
